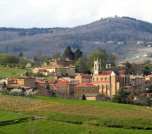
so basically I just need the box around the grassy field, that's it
[0,66,32,79]
[0,94,152,134]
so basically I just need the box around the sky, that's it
[0,0,152,28]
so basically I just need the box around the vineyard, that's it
[0,95,47,110]
[1,94,152,134]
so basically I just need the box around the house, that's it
[145,75,152,88]
[74,82,100,100]
[7,78,18,88]
[118,42,124,45]
[35,79,46,88]
[58,77,79,84]
[45,80,56,92]
[44,58,74,67]
[53,80,76,98]
[130,74,145,90]
[75,73,92,84]
[33,66,75,79]
[17,76,35,89]
[53,81,69,97]
[137,41,143,44]
[92,59,130,98]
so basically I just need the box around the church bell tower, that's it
[94,58,101,75]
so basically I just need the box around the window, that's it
[82,89,85,93]
[87,89,89,93]
[92,89,94,93]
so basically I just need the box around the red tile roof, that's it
[35,79,45,84]
[98,71,126,75]
[98,71,112,75]
[7,78,17,80]
[118,71,126,75]
[146,75,152,78]
[54,81,68,87]
[92,81,109,84]
[80,74,92,78]
[45,80,56,84]
[75,82,97,87]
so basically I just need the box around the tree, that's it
[87,49,107,73]
[43,57,51,63]
[33,50,43,67]
[112,86,130,104]
[2,82,7,89]
[107,53,117,66]
[82,94,86,100]
[142,62,152,76]
[77,58,88,73]
[18,57,29,65]
[18,52,23,57]
[122,61,136,75]
[63,46,74,60]
[0,54,17,64]
[74,48,83,61]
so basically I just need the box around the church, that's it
[92,59,130,98]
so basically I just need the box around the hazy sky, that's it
[0,0,152,28]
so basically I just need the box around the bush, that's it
[24,90,34,97]
[0,88,7,93]
[9,89,24,96]
[112,94,122,103]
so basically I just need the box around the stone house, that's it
[33,66,75,79]
[17,76,35,89]
[74,82,100,100]
[75,73,92,84]
[130,74,145,89]
[53,80,75,97]
[44,58,74,67]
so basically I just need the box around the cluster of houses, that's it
[1,58,152,101]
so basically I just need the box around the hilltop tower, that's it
[94,58,101,75]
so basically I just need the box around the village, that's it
[0,57,151,103]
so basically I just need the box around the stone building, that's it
[130,74,145,89]
[75,73,92,84]
[74,82,100,100]
[44,58,74,67]
[33,66,75,79]
[92,59,130,98]
[17,76,35,89]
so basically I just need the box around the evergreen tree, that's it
[63,46,74,60]
[74,48,83,61]
[82,94,86,100]
[18,52,23,57]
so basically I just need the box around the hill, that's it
[1,95,152,133]
[1,16,152,62]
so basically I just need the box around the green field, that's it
[0,66,32,79]
[0,94,152,134]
